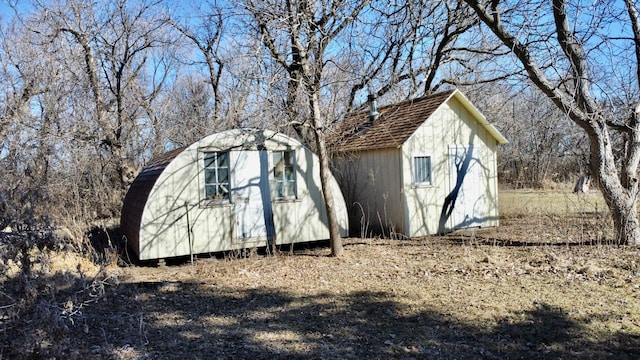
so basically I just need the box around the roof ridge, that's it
[346,88,456,118]
[374,88,456,113]
[330,89,457,153]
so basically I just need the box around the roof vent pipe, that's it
[368,93,380,122]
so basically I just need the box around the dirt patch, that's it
[2,215,640,359]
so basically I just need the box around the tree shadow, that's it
[442,235,610,247]
[3,273,638,359]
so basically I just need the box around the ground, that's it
[2,190,640,359]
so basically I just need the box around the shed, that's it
[121,129,349,260]
[330,89,508,238]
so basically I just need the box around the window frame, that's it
[271,150,297,200]
[412,154,433,187]
[202,151,231,204]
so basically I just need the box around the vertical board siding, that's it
[333,148,403,238]
[330,89,504,239]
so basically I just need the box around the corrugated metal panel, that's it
[120,146,186,256]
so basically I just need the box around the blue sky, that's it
[0,0,31,20]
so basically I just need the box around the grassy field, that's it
[500,188,608,217]
[2,189,639,359]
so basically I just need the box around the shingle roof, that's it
[329,89,455,153]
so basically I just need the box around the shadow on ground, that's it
[3,275,638,359]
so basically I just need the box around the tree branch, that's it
[551,0,597,114]
[463,0,590,130]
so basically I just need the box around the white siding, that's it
[402,97,500,237]
[135,130,348,260]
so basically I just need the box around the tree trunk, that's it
[608,196,640,245]
[590,132,640,245]
[309,91,344,257]
[463,0,640,245]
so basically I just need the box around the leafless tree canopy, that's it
[462,0,640,244]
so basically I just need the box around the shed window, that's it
[413,155,432,186]
[203,152,230,201]
[272,150,296,199]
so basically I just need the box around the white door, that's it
[230,151,273,242]
[449,145,484,230]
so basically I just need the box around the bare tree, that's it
[28,0,172,213]
[465,84,586,188]
[0,17,56,231]
[170,1,225,127]
[347,0,480,105]
[241,0,377,256]
[464,0,640,244]
[0,19,47,147]
[239,0,483,254]
[161,74,219,146]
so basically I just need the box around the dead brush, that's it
[561,190,613,246]
[0,223,118,358]
[2,266,120,356]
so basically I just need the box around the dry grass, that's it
[500,188,608,218]
[1,189,639,359]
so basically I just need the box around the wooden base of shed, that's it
[128,239,333,265]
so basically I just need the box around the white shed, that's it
[121,129,349,260]
[330,89,507,238]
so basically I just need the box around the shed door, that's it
[230,151,274,243]
[448,145,484,230]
